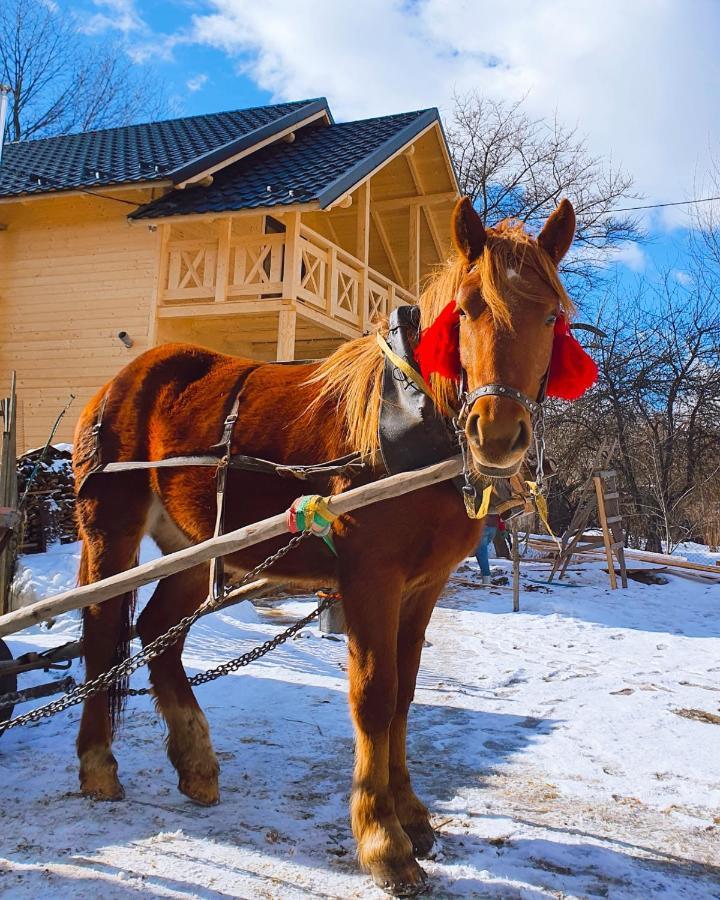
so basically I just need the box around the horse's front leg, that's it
[390,576,448,859]
[342,570,427,897]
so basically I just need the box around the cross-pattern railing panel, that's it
[165,240,217,301]
[332,259,361,326]
[228,234,284,297]
[298,237,329,311]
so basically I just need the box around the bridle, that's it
[452,327,553,513]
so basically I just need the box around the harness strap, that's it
[82,452,366,479]
[376,332,456,419]
[461,382,541,419]
[208,397,243,600]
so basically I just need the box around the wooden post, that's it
[276,302,297,362]
[409,204,420,296]
[328,245,338,316]
[0,373,18,617]
[214,218,232,302]
[511,519,520,612]
[148,224,170,347]
[594,475,618,590]
[282,211,301,302]
[357,182,370,330]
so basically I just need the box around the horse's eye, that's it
[458,307,467,318]
[545,314,558,326]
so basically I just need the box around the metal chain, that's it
[128,591,338,694]
[0,531,315,735]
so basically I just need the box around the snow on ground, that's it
[1,540,720,899]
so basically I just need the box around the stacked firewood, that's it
[17,446,77,553]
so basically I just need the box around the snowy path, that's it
[1,542,719,898]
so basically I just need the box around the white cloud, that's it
[613,241,647,272]
[186,73,209,92]
[79,0,144,35]
[187,0,720,209]
[673,269,693,286]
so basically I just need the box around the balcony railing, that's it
[158,223,414,335]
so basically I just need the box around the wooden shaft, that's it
[0,577,275,676]
[0,457,463,637]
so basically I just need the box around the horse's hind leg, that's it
[76,477,149,800]
[390,576,447,859]
[342,567,427,896]
[136,562,219,806]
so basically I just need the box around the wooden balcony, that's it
[152,216,416,359]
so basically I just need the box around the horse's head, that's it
[450,197,576,475]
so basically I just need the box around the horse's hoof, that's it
[371,859,428,897]
[402,821,436,859]
[178,775,219,806]
[80,773,125,801]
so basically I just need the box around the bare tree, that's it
[447,93,643,293]
[0,0,167,142]
[546,274,720,550]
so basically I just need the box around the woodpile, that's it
[17,446,77,553]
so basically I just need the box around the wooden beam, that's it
[158,299,283,319]
[276,302,297,361]
[372,191,457,213]
[356,181,370,263]
[282,211,301,300]
[405,151,446,262]
[370,209,405,288]
[130,202,322,227]
[296,300,361,340]
[357,181,370,328]
[409,204,420,295]
[214,219,232,302]
[0,456,464,637]
[148,224,170,346]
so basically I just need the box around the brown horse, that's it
[73,197,575,896]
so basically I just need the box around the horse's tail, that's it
[79,540,138,735]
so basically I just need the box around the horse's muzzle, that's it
[464,396,532,473]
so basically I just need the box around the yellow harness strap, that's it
[464,483,494,520]
[525,480,561,548]
[376,332,455,419]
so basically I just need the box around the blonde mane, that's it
[308,220,574,456]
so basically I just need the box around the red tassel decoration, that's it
[414,300,462,382]
[546,315,598,400]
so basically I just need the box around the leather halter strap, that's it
[460,382,541,419]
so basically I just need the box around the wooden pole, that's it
[0,373,17,617]
[0,457,463,637]
[594,475,617,590]
[0,576,275,678]
[511,520,520,612]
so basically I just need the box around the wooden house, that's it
[0,98,459,450]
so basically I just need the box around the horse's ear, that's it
[538,199,576,264]
[452,197,486,265]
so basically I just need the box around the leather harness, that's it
[79,305,547,590]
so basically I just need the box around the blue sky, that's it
[65,0,720,300]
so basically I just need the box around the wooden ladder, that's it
[550,440,628,589]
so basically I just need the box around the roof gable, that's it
[131,108,440,220]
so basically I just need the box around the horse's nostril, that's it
[467,413,482,446]
[512,419,529,452]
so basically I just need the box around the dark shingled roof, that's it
[131,109,438,219]
[0,99,447,219]
[0,99,326,197]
